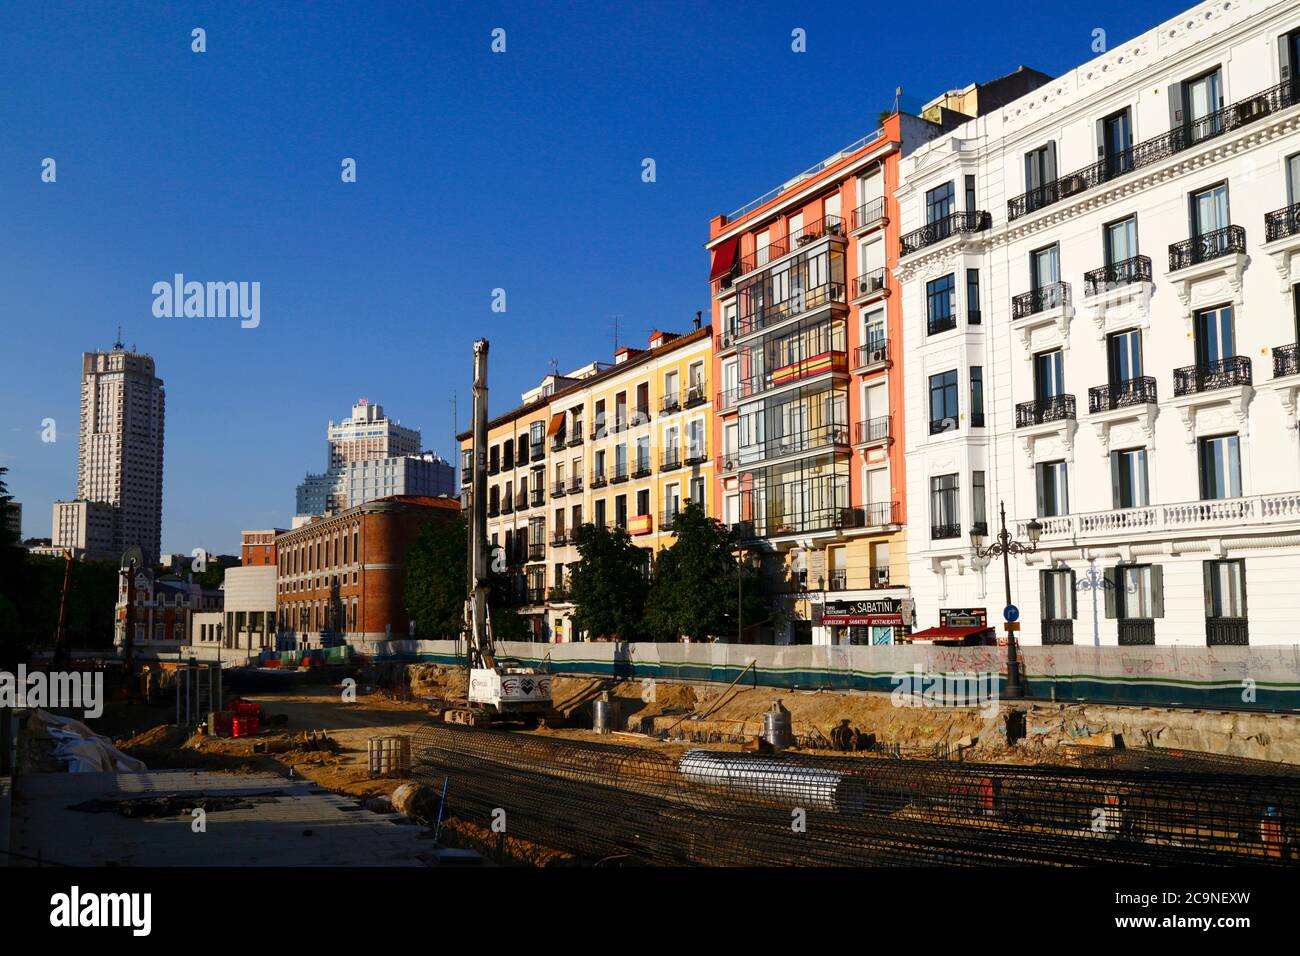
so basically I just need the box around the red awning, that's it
[546,413,565,437]
[709,236,740,281]
[905,625,994,644]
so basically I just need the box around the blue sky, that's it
[0,0,1191,555]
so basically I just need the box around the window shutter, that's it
[1104,567,1118,618]
[1069,569,1078,620]
[1168,81,1184,127]
[1202,561,1215,617]
[1281,34,1294,86]
[1150,564,1165,618]
[1238,560,1249,618]
[1047,141,1058,183]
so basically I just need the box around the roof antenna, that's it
[114,326,124,351]
[608,312,624,354]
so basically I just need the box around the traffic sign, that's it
[1003,604,1020,623]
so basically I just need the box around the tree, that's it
[567,522,649,641]
[644,501,764,642]
[403,512,527,641]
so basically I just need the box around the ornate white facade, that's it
[896,0,1300,645]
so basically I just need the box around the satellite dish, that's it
[120,545,144,570]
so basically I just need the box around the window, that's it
[1107,329,1143,384]
[595,499,606,527]
[1104,216,1138,265]
[863,307,886,349]
[614,495,628,529]
[1034,349,1065,401]
[925,182,954,225]
[1030,243,1060,290]
[1105,564,1163,644]
[1025,144,1057,197]
[964,174,976,213]
[966,269,981,324]
[1204,560,1248,645]
[926,274,956,334]
[1191,182,1229,237]
[690,476,705,505]
[636,488,650,516]
[1181,68,1222,141]
[1198,434,1242,500]
[970,367,984,427]
[929,370,959,434]
[971,471,987,534]
[1110,448,1149,509]
[930,473,960,539]
[1101,108,1133,177]
[1035,460,1069,517]
[1041,570,1076,621]
[1193,305,1235,366]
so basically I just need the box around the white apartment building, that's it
[75,345,165,564]
[50,499,116,560]
[897,0,1300,646]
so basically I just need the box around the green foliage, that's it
[643,501,760,641]
[403,512,529,641]
[404,513,470,638]
[567,522,649,641]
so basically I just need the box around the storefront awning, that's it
[905,625,994,645]
[709,236,740,280]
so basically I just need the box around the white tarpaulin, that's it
[29,709,146,773]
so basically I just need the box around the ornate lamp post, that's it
[970,501,1042,699]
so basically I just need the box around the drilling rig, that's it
[439,338,553,727]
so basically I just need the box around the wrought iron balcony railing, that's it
[500,497,514,514]
[590,470,607,488]
[660,508,680,532]
[854,339,889,370]
[850,196,886,231]
[1015,394,1076,427]
[930,522,962,540]
[900,211,991,257]
[1168,225,1246,271]
[927,311,957,336]
[1173,356,1252,395]
[1265,201,1300,242]
[1007,79,1300,221]
[550,531,569,547]
[1011,281,1071,319]
[568,477,583,495]
[1206,618,1249,646]
[658,449,681,473]
[854,268,888,299]
[737,423,848,463]
[1084,255,1152,296]
[856,415,890,445]
[1088,376,1158,413]
[863,500,900,527]
[527,543,546,562]
[550,481,566,498]
[632,458,652,479]
[734,214,845,275]
[530,488,545,507]
[610,465,629,484]
[1274,342,1299,378]
[567,431,584,447]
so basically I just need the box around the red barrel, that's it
[231,717,247,738]
[245,715,260,736]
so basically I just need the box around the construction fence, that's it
[349,639,1300,713]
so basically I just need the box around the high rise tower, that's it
[76,344,165,563]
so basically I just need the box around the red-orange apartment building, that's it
[706,112,943,645]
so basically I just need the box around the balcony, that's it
[550,435,566,452]
[827,569,847,591]
[1014,491,1300,545]
[610,465,629,484]
[685,445,708,466]
[567,431,584,447]
[568,476,583,495]
[930,522,961,541]
[751,506,864,539]
[530,488,545,507]
[632,458,653,479]
[734,214,846,276]
[853,268,889,302]
[735,280,848,342]
[590,470,607,489]
[550,481,567,498]
[548,587,570,603]
[488,461,500,476]
[716,387,740,411]
[529,442,544,461]
[589,426,606,441]
[734,346,849,404]
[927,311,957,336]
[1168,225,1246,271]
[487,502,500,518]
[1118,619,1155,646]
[660,508,681,532]
[1016,394,1076,428]
[1173,356,1252,396]
[528,543,546,562]
[739,423,849,464]
[684,385,707,409]
[500,498,514,514]
[863,500,900,527]
[1084,254,1152,299]
[855,416,891,447]
[1206,618,1249,646]
[549,531,569,548]
[514,493,528,511]
[1041,620,1074,646]
[1012,281,1071,319]
[850,196,887,232]
[900,211,991,257]
[660,449,682,472]
[1088,376,1157,413]
[715,453,739,474]
[659,392,681,415]
[1274,343,1299,378]
[1266,202,1300,242]
[854,340,890,373]
[1006,80,1300,221]
[525,586,545,604]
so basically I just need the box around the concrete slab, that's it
[10,770,439,866]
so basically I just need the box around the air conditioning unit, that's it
[867,346,887,365]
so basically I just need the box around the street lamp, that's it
[969,500,1042,699]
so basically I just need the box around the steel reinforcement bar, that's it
[409,723,1299,866]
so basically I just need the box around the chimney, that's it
[693,311,702,330]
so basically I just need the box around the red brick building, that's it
[275,495,459,646]
[241,529,282,566]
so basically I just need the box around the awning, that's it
[709,236,740,281]
[546,413,565,437]
[905,625,994,644]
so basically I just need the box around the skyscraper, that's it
[73,342,166,563]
